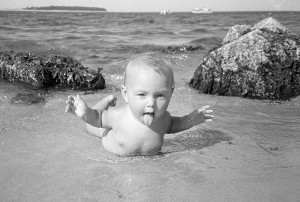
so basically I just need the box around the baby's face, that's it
[123,65,173,126]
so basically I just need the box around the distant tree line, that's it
[24,6,107,11]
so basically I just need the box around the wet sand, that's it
[1,87,300,201]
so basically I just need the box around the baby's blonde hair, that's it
[124,53,174,89]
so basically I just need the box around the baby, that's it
[66,54,213,156]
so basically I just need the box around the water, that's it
[1,11,300,201]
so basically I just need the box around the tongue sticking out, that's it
[143,113,154,126]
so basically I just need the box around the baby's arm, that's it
[167,105,214,133]
[66,95,116,128]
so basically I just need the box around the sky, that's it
[0,0,300,12]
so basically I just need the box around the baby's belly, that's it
[102,130,163,156]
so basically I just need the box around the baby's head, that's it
[124,53,174,90]
[122,53,175,126]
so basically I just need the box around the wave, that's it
[0,40,57,53]
[180,28,211,35]
[188,37,222,48]
[145,31,176,36]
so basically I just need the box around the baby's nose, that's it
[146,96,155,107]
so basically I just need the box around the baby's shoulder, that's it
[102,105,127,128]
[106,105,127,118]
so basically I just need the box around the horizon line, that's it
[0,8,299,13]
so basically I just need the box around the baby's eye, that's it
[157,94,165,98]
[137,93,146,97]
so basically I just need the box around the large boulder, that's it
[190,17,300,100]
[0,51,105,90]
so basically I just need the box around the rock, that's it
[0,51,105,90]
[162,45,204,53]
[190,17,300,100]
[222,25,252,44]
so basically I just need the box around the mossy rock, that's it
[0,51,105,90]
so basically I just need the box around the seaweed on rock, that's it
[0,51,105,90]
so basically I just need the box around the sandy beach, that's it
[1,82,299,201]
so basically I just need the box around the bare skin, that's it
[66,61,214,156]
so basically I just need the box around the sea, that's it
[1,11,300,201]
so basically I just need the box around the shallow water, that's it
[1,11,300,201]
[1,75,299,201]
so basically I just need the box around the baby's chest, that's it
[114,118,165,141]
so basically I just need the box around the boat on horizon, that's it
[192,8,213,14]
[160,10,171,15]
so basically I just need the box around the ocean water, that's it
[1,11,300,201]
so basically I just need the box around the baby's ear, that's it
[121,85,129,103]
[171,86,175,94]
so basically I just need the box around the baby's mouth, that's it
[143,112,154,126]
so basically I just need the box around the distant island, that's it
[24,6,107,12]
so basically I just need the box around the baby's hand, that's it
[106,95,117,107]
[65,95,88,119]
[188,105,214,126]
